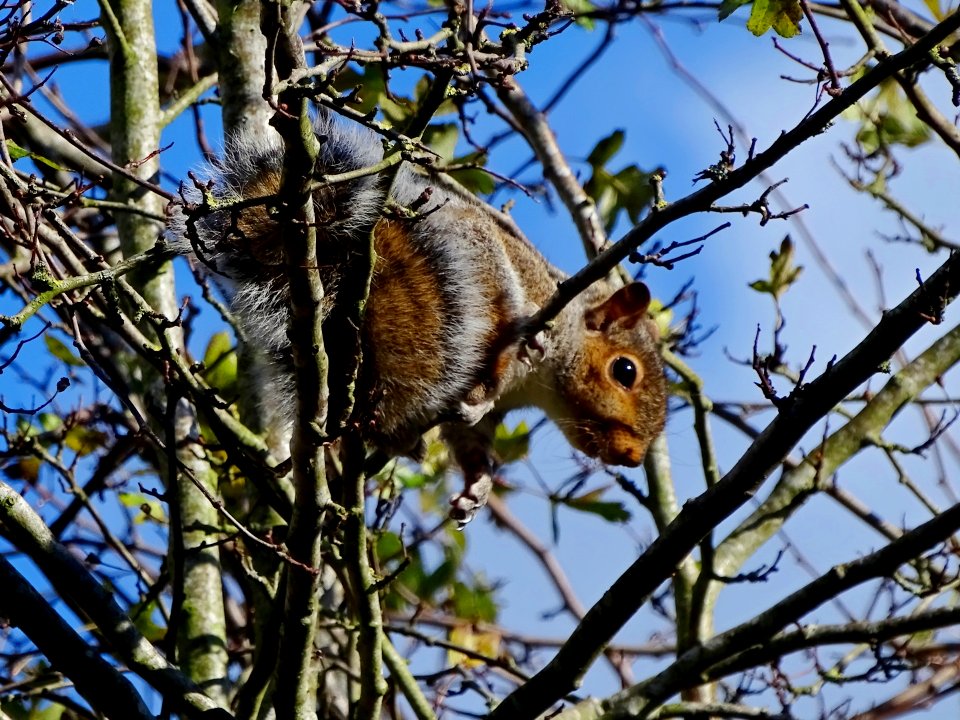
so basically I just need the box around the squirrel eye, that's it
[610,357,638,389]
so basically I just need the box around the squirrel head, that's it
[552,281,667,467]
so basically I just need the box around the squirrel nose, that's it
[604,443,643,468]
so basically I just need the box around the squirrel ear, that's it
[584,282,652,332]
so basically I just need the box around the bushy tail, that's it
[165,112,388,287]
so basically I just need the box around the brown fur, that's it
[366,220,447,407]
[180,120,668,527]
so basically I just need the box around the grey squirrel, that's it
[171,114,667,526]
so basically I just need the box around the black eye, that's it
[611,357,637,389]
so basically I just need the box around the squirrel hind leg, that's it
[442,414,500,527]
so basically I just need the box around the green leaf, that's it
[3,456,41,482]
[718,0,751,21]
[413,76,457,116]
[16,417,35,437]
[749,236,803,300]
[376,531,403,560]
[563,487,631,523]
[380,541,426,610]
[6,140,29,161]
[649,298,673,340]
[769,236,802,291]
[119,491,167,524]
[847,78,931,153]
[423,123,459,161]
[330,65,412,125]
[64,426,108,456]
[612,166,656,224]
[202,332,237,395]
[0,680,66,719]
[561,0,596,29]
[421,558,456,600]
[446,523,467,554]
[130,599,167,643]
[584,134,655,233]
[449,167,495,195]
[587,131,625,168]
[34,703,66,720]
[44,335,84,367]
[588,173,619,232]
[395,467,430,489]
[5,140,64,171]
[746,0,803,38]
[38,413,62,433]
[450,580,497,622]
[493,421,530,464]
[578,500,631,522]
[448,624,501,667]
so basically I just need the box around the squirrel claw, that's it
[448,472,493,529]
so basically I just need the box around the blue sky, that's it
[2,1,960,717]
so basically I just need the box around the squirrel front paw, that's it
[448,472,493,529]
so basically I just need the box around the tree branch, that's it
[487,245,960,720]
[523,9,960,338]
[0,555,155,720]
[0,479,229,719]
